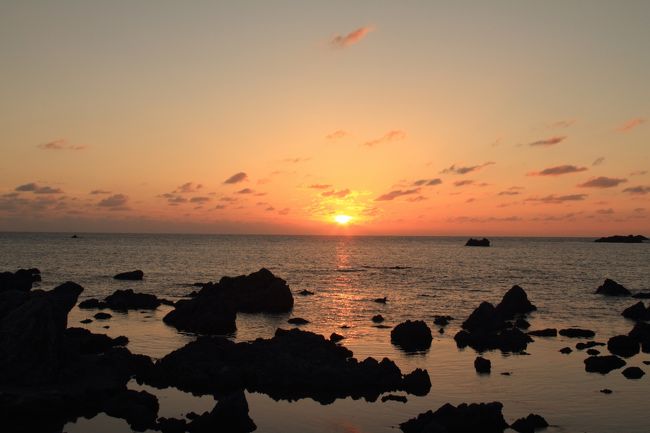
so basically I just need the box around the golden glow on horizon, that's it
[334,214,352,225]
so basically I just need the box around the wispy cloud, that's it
[38,139,86,151]
[15,183,63,194]
[322,188,350,198]
[330,27,372,48]
[309,184,332,189]
[363,130,406,147]
[190,196,210,203]
[617,117,646,132]
[236,188,254,194]
[453,180,474,187]
[441,162,495,175]
[283,157,311,164]
[224,172,248,184]
[630,170,647,176]
[174,182,202,193]
[375,188,420,201]
[622,185,650,195]
[528,136,567,147]
[526,194,588,204]
[592,157,605,166]
[413,178,442,186]
[550,119,576,128]
[90,189,111,195]
[326,130,349,140]
[528,165,588,176]
[98,194,129,210]
[578,176,627,188]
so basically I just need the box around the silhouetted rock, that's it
[372,314,385,323]
[633,292,650,299]
[400,401,508,433]
[462,302,504,333]
[374,297,388,304]
[94,312,112,320]
[382,394,407,403]
[144,328,430,404]
[515,318,530,329]
[595,279,631,296]
[80,318,92,324]
[287,317,309,325]
[187,390,256,433]
[391,320,433,352]
[103,390,159,431]
[622,366,645,379]
[433,315,453,326]
[0,268,40,293]
[608,335,640,358]
[528,328,557,337]
[559,328,595,338]
[594,235,648,243]
[79,298,106,309]
[576,341,605,350]
[105,289,161,310]
[65,327,128,354]
[465,238,491,247]
[600,388,613,394]
[474,356,491,373]
[584,355,626,374]
[330,332,344,343]
[496,285,537,318]
[559,347,572,354]
[587,349,600,355]
[298,289,314,296]
[628,322,650,353]
[510,414,549,433]
[157,417,187,433]
[114,270,144,280]
[622,301,650,321]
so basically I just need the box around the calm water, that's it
[1,233,649,433]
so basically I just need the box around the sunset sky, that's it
[1,1,649,235]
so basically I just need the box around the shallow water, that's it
[1,233,649,432]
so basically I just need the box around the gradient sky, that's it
[1,1,649,235]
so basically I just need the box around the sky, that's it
[1,1,649,236]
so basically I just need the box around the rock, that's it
[527,328,557,337]
[622,302,650,321]
[374,324,391,329]
[594,234,648,243]
[186,390,256,433]
[94,312,112,320]
[595,278,631,296]
[439,328,444,334]
[144,328,430,404]
[381,394,408,403]
[433,315,453,326]
[454,327,533,353]
[330,332,345,343]
[391,320,433,352]
[510,414,549,433]
[79,298,106,309]
[622,366,645,379]
[496,285,537,318]
[559,347,572,354]
[65,327,128,354]
[644,361,650,365]
[113,270,144,280]
[104,289,161,310]
[372,314,385,323]
[400,401,508,433]
[515,318,530,329]
[628,322,650,348]
[288,317,309,325]
[374,297,388,304]
[576,341,605,350]
[298,289,314,296]
[584,355,626,374]
[0,269,40,293]
[160,298,175,306]
[80,318,92,324]
[157,417,187,433]
[608,335,640,358]
[633,292,650,299]
[587,349,600,355]
[465,238,490,247]
[559,328,595,338]
[103,389,159,431]
[462,302,503,333]
[600,388,613,394]
[474,356,491,373]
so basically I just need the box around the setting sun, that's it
[334,214,352,225]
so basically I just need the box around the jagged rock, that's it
[105,289,161,310]
[287,317,309,325]
[103,390,159,431]
[187,390,255,433]
[584,355,626,374]
[375,297,388,304]
[633,292,650,299]
[65,327,128,354]
[400,401,508,433]
[559,328,595,338]
[0,269,40,293]
[595,279,631,296]
[391,320,433,352]
[608,335,640,358]
[496,285,537,318]
[628,322,650,353]
[381,394,407,403]
[455,327,533,353]
[330,332,344,343]
[433,315,453,326]
[465,238,490,247]
[576,341,605,350]
[510,414,549,433]
[515,318,530,329]
[594,235,648,243]
[372,314,385,323]
[462,302,504,333]
[114,270,144,280]
[474,356,491,373]
[298,289,314,296]
[527,328,557,337]
[622,302,650,321]
[622,367,645,379]
[559,347,572,354]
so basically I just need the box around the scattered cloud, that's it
[190,196,210,203]
[326,130,349,140]
[174,182,202,193]
[413,178,442,186]
[528,136,567,147]
[622,185,650,195]
[617,117,646,132]
[375,188,420,201]
[592,157,605,166]
[578,176,627,188]
[330,27,372,48]
[224,172,248,184]
[453,180,474,187]
[278,208,290,215]
[38,139,86,151]
[322,188,350,198]
[90,189,111,195]
[283,157,311,164]
[595,208,614,215]
[528,165,588,176]
[630,170,647,176]
[550,119,576,128]
[363,130,406,147]
[97,194,129,210]
[526,194,588,204]
[15,183,63,194]
[309,184,332,189]
[441,162,495,175]
[407,196,427,202]
[236,188,254,194]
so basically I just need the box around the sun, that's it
[334,214,352,225]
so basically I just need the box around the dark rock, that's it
[80,318,92,324]
[330,332,345,343]
[340,325,350,329]
[644,361,650,365]
[372,314,385,323]
[622,301,650,321]
[79,298,107,309]
[587,349,600,355]
[104,289,161,310]
[298,289,314,296]
[628,322,650,345]
[164,297,236,335]
[0,269,40,293]
[462,302,503,333]
[474,356,491,373]
[515,318,530,329]
[622,366,645,379]
[600,388,613,394]
[103,389,159,431]
[559,347,572,354]
[65,327,128,354]
[454,327,533,353]
[288,317,309,325]
[584,355,626,374]
[157,417,187,433]
[433,315,453,326]
[576,341,605,350]
[595,278,631,296]
[559,328,595,338]
[160,298,175,306]
[465,238,490,247]
[439,328,444,334]
[187,390,256,433]
[402,368,432,396]
[391,320,433,352]
[608,335,640,358]
[400,401,508,433]
[113,270,144,280]
[381,394,407,403]
[527,328,557,337]
[594,234,648,243]
[94,312,112,320]
[510,414,549,433]
[374,324,391,329]
[374,297,388,304]
[496,285,537,318]
[632,292,650,299]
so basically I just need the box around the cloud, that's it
[577,176,627,188]
[498,189,521,196]
[407,196,427,202]
[15,183,63,194]
[595,208,614,215]
[190,196,210,203]
[326,130,349,140]
[413,178,442,186]
[453,180,474,187]
[322,188,350,198]
[283,157,311,163]
[278,208,290,215]
[622,185,650,195]
[309,184,332,189]
[236,188,254,194]
[265,206,275,212]
[375,188,420,201]
[441,162,495,175]
[617,117,646,132]
[174,182,202,193]
[550,119,576,128]
[363,130,406,147]
[38,139,86,151]
[528,165,588,176]
[592,157,605,166]
[330,27,372,48]
[630,170,647,176]
[528,136,567,147]
[90,189,111,195]
[224,172,248,184]
[97,194,129,210]
[526,194,588,204]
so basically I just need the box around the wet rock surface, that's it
[400,401,508,433]
[595,278,631,296]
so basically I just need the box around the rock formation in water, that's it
[114,270,144,280]
[595,278,631,296]
[391,320,433,352]
[400,401,509,433]
[594,235,648,243]
[465,238,491,247]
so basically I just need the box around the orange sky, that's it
[1,2,649,235]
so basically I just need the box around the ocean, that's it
[1,232,649,433]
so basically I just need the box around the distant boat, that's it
[594,235,648,243]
